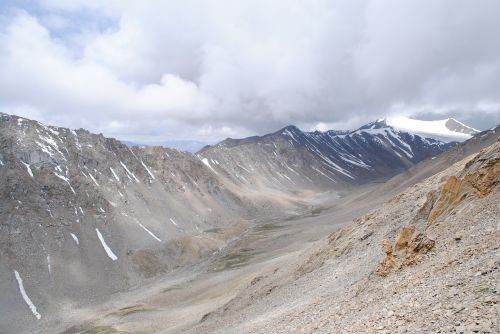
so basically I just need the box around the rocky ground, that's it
[48,138,498,334]
[183,139,499,333]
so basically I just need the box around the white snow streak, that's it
[14,270,41,320]
[20,161,33,178]
[70,233,79,245]
[201,158,218,174]
[312,166,337,183]
[89,173,99,186]
[120,161,140,183]
[54,172,76,193]
[138,223,162,242]
[110,167,120,182]
[95,228,118,261]
[141,161,155,179]
[170,218,179,227]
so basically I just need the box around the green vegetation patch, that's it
[107,304,155,317]
[213,247,258,271]
[83,326,126,334]
[161,284,184,293]
[253,223,285,233]
[310,206,324,215]
[204,227,223,233]
[82,325,151,334]
[478,285,496,294]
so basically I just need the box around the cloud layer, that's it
[0,0,499,142]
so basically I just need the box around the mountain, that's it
[60,125,499,334]
[122,139,212,153]
[184,131,500,334]
[198,120,456,192]
[386,116,480,142]
[0,113,486,333]
[0,112,303,333]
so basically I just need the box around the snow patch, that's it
[120,161,140,183]
[141,161,155,179]
[20,161,33,178]
[70,233,79,245]
[201,158,218,174]
[386,116,472,142]
[95,228,118,261]
[138,223,162,242]
[54,172,76,194]
[14,270,41,320]
[89,173,99,186]
[110,167,120,182]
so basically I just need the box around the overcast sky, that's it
[0,0,499,142]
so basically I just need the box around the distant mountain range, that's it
[0,111,494,332]
[122,117,478,152]
[122,139,212,153]
[197,118,461,191]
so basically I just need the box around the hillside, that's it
[0,112,493,333]
[32,124,497,334]
[198,120,455,192]
[186,135,499,334]
[0,112,303,333]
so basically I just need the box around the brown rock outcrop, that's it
[376,226,435,277]
[428,143,499,223]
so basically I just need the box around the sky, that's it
[0,0,499,143]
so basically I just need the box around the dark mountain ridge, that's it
[197,121,457,192]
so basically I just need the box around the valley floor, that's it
[53,185,387,334]
[50,142,500,334]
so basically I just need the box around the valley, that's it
[55,184,386,334]
[0,112,498,333]
[1,3,498,333]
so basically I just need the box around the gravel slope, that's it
[184,139,499,333]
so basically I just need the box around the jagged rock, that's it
[376,226,435,277]
[428,141,499,223]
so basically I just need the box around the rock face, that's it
[376,226,435,277]
[198,120,455,192]
[377,137,499,276]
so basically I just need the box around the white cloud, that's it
[0,0,499,142]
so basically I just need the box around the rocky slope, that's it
[0,112,481,333]
[187,136,499,333]
[198,120,455,192]
[0,112,304,332]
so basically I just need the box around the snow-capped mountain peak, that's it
[385,116,479,142]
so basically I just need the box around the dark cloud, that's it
[0,0,499,142]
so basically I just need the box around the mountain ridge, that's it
[0,111,491,333]
[198,119,457,192]
[198,117,476,153]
